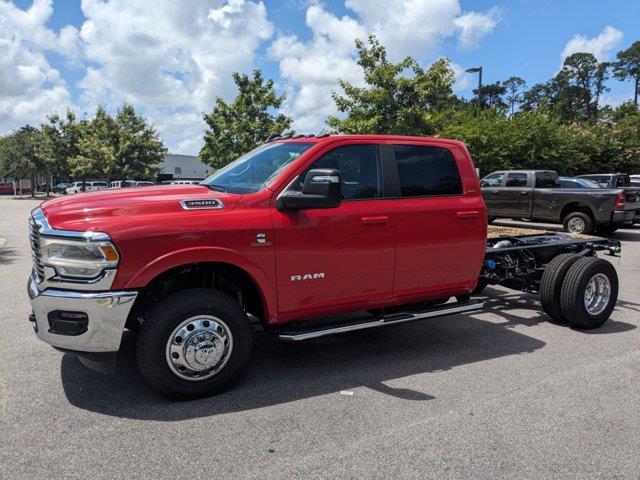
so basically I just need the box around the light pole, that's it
[466,66,483,109]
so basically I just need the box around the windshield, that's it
[201,142,314,194]
[581,175,611,187]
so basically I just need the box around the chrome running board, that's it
[277,300,484,342]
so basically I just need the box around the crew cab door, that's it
[501,172,533,217]
[480,172,505,215]
[272,142,395,319]
[389,142,486,299]
[531,171,562,222]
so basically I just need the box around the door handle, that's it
[520,191,529,195]
[361,216,388,225]
[456,210,480,219]
[491,190,500,195]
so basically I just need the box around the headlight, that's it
[40,237,119,279]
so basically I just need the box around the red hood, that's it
[41,185,242,232]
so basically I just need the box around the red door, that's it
[271,143,395,320]
[389,142,486,300]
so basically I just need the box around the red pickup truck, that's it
[27,135,621,398]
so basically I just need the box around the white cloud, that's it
[0,0,274,154]
[75,0,274,153]
[0,0,77,133]
[454,7,501,50]
[561,25,623,61]
[269,1,501,132]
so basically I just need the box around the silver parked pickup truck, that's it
[480,170,640,234]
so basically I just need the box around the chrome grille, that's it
[29,216,44,282]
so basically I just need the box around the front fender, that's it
[121,246,277,322]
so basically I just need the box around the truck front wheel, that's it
[560,257,618,329]
[136,288,253,399]
[563,212,593,235]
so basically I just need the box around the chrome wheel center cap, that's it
[191,338,221,368]
[166,316,233,381]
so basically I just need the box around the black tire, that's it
[540,253,581,323]
[560,257,618,329]
[136,288,253,399]
[597,224,619,235]
[563,211,593,235]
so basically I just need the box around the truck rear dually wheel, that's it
[136,288,252,399]
[560,257,618,329]
[540,253,581,323]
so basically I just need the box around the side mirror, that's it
[277,168,342,211]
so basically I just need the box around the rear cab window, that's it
[535,172,560,188]
[392,144,462,197]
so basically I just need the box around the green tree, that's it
[39,110,84,183]
[521,82,554,112]
[109,104,166,182]
[0,126,46,196]
[556,53,610,121]
[503,76,526,116]
[71,105,166,186]
[200,70,291,169]
[328,36,458,134]
[613,41,640,106]
[473,81,507,111]
[68,112,107,188]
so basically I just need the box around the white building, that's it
[157,154,211,182]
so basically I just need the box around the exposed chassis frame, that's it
[482,233,621,294]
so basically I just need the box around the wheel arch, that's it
[123,247,277,326]
[560,202,595,222]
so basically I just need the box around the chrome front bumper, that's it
[27,275,137,353]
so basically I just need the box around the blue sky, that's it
[2,0,639,153]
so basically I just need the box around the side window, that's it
[393,145,462,197]
[535,172,559,188]
[505,173,528,187]
[299,144,382,200]
[480,172,504,187]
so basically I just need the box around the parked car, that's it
[162,180,201,185]
[108,180,156,188]
[52,183,70,194]
[577,173,632,188]
[27,135,621,398]
[480,169,640,234]
[66,181,109,194]
[0,182,14,195]
[559,177,601,189]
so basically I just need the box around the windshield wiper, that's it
[207,184,228,193]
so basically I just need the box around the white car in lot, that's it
[108,180,155,188]
[65,181,108,194]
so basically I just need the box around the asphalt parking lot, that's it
[1,197,639,479]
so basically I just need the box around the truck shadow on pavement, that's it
[60,287,636,420]
[480,289,637,335]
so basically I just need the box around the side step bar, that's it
[277,299,484,342]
